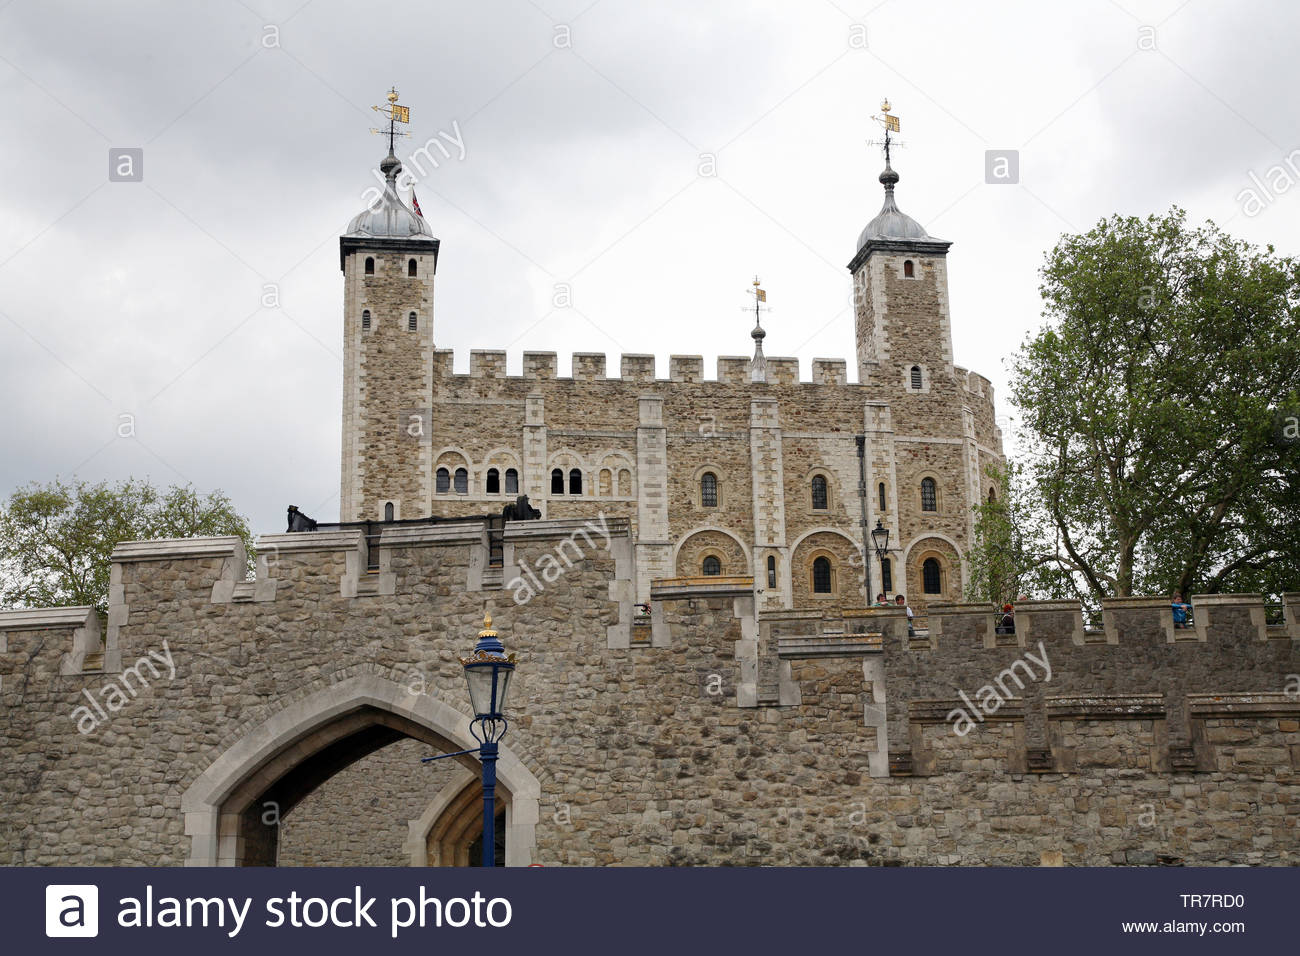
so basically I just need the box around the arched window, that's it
[505,468,519,495]
[923,558,942,594]
[454,468,468,494]
[568,469,582,495]
[910,365,923,390]
[921,477,937,512]
[599,469,612,496]
[362,309,371,331]
[988,487,997,504]
[903,259,914,278]
[702,555,721,576]
[701,472,718,508]
[811,474,828,510]
[384,501,395,522]
[878,481,887,512]
[812,556,833,594]
[408,258,417,277]
[436,468,450,494]
[551,468,564,494]
[364,256,374,275]
[486,468,500,494]
[618,469,631,496]
[767,555,777,589]
[881,557,892,594]
[408,311,417,331]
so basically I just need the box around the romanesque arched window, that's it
[878,481,887,512]
[408,258,417,277]
[436,468,450,494]
[812,556,833,594]
[903,259,914,278]
[486,468,500,494]
[702,555,721,576]
[362,309,371,331]
[923,557,942,594]
[568,469,583,495]
[881,557,893,594]
[910,365,923,390]
[408,311,417,331]
[767,554,777,589]
[811,474,828,510]
[384,501,395,522]
[618,469,631,496]
[921,477,937,512]
[988,487,997,504]
[701,472,718,508]
[454,468,468,494]
[599,469,612,496]
[364,256,374,275]
[551,468,564,494]
[505,468,519,495]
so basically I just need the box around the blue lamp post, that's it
[422,612,516,867]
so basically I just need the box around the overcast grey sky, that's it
[2,0,1297,535]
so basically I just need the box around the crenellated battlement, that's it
[436,348,987,390]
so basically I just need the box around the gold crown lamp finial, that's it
[479,612,497,639]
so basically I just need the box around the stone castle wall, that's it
[1,526,1297,867]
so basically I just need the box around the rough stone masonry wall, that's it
[5,533,1292,867]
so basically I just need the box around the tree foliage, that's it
[0,478,253,612]
[989,208,1300,604]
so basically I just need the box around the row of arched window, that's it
[359,309,419,332]
[698,471,941,514]
[436,467,519,496]
[698,551,941,596]
[363,256,420,276]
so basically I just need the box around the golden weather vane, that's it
[369,86,411,154]
[868,98,904,164]
[742,275,771,326]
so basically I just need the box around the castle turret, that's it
[848,150,953,393]
[339,91,439,522]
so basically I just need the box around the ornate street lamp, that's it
[871,519,891,594]
[422,612,517,867]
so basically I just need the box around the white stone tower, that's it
[339,91,439,522]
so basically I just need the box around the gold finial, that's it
[881,98,891,113]
[388,87,399,104]
[479,613,498,639]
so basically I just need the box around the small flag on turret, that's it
[755,288,766,302]
[411,189,424,218]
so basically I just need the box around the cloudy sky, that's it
[2,0,1297,535]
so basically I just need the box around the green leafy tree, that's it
[0,478,253,611]
[1007,207,1300,604]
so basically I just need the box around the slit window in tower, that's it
[408,311,417,331]
[408,258,417,276]
[384,502,394,522]
[702,555,721,576]
[436,468,450,494]
[911,365,922,390]
[767,555,777,589]
[881,557,893,593]
[486,468,500,494]
[921,477,937,512]
[364,256,374,275]
[569,469,583,495]
[551,469,564,494]
[454,467,468,495]
[878,481,887,512]
[505,469,519,495]
[812,556,833,594]
[362,309,371,331]
[923,558,942,594]
[811,474,828,510]
[701,472,718,508]
[904,259,914,278]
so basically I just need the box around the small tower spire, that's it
[747,276,769,383]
